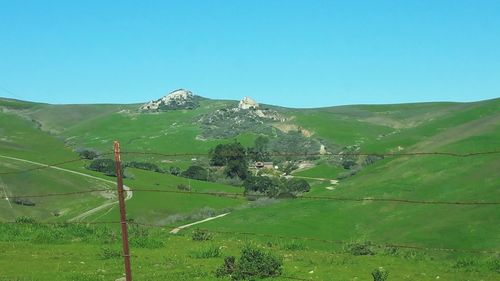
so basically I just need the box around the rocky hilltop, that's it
[198,97,286,139]
[238,97,259,110]
[140,89,199,111]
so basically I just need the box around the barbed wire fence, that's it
[0,144,499,280]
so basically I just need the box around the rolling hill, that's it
[0,93,499,280]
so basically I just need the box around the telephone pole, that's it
[114,141,132,281]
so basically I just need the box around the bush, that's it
[182,165,208,181]
[177,184,191,191]
[345,241,375,256]
[283,178,310,193]
[372,267,389,281]
[13,198,36,206]
[87,158,118,176]
[243,176,279,196]
[280,241,306,251]
[192,229,212,241]
[453,258,476,269]
[99,247,122,260]
[383,247,399,256]
[128,225,164,249]
[126,161,162,173]
[216,245,283,280]
[190,245,221,259]
[77,149,99,160]
[487,256,500,273]
[169,166,181,176]
[364,154,384,166]
[15,216,37,224]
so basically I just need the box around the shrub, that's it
[177,183,191,191]
[453,258,476,269]
[190,245,221,259]
[216,245,283,280]
[345,241,375,256]
[169,166,181,176]
[99,247,122,260]
[126,161,162,173]
[128,225,164,249]
[15,216,37,224]
[13,198,35,206]
[282,162,298,175]
[383,247,399,256]
[192,229,212,241]
[372,267,389,281]
[77,149,99,160]
[283,178,311,193]
[243,176,279,196]
[87,158,118,176]
[281,241,306,251]
[215,256,237,278]
[364,155,384,166]
[182,165,208,181]
[487,256,500,273]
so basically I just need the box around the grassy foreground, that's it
[0,222,498,281]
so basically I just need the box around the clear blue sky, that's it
[0,0,499,108]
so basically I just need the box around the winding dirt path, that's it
[169,213,230,234]
[0,154,133,221]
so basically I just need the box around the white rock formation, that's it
[141,89,194,110]
[238,97,259,110]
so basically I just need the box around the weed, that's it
[281,241,306,251]
[372,267,389,281]
[190,245,221,259]
[192,229,212,241]
[344,240,375,256]
[99,246,122,260]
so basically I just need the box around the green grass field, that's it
[0,96,498,280]
[0,222,498,281]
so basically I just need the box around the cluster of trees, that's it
[180,165,208,181]
[210,142,249,180]
[87,159,161,177]
[243,176,310,198]
[77,149,99,160]
[83,136,312,199]
[126,161,161,173]
[87,158,118,176]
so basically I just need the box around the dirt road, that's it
[0,154,133,221]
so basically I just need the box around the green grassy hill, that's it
[0,95,498,280]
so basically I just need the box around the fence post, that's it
[114,141,132,281]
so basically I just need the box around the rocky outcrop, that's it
[198,97,286,139]
[140,89,199,111]
[238,97,259,110]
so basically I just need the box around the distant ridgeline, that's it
[140,89,201,111]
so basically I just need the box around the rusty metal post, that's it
[114,141,132,281]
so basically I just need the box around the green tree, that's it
[243,176,279,196]
[210,142,249,179]
[248,136,271,162]
[87,158,118,176]
[181,165,208,181]
[77,149,99,160]
[284,178,311,193]
[169,166,181,176]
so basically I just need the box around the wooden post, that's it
[114,141,132,281]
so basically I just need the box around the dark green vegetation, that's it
[0,95,499,279]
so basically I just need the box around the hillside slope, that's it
[1,96,498,250]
